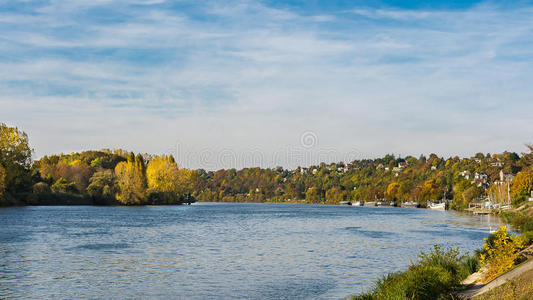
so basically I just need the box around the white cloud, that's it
[1,1,533,168]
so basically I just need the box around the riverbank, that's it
[351,208,533,299]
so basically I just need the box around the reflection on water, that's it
[0,203,503,299]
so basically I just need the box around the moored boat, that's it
[376,201,395,207]
[351,201,363,206]
[401,201,420,208]
[428,202,446,211]
[364,201,376,207]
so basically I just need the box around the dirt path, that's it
[458,259,533,299]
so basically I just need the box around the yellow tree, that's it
[511,170,533,204]
[114,159,146,205]
[386,182,400,201]
[146,155,196,204]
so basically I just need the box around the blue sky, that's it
[1,0,533,169]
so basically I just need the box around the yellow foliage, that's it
[146,155,196,200]
[69,159,84,166]
[114,161,146,205]
[479,226,525,282]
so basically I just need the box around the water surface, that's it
[0,203,502,299]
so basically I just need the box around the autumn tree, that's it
[305,187,321,203]
[0,123,32,204]
[114,154,147,205]
[511,170,533,204]
[146,155,192,204]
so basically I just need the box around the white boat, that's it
[401,201,420,208]
[428,202,446,211]
[351,201,363,206]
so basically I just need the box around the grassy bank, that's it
[351,245,479,300]
[352,209,533,300]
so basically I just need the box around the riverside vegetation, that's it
[2,123,533,209]
[352,213,533,300]
[3,123,533,299]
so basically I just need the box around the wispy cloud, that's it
[1,0,533,168]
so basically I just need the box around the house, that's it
[376,163,384,169]
[499,170,514,182]
[398,161,408,168]
[474,172,488,181]
[459,170,471,180]
[473,172,489,188]
[490,161,504,167]
[431,166,437,170]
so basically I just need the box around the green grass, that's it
[351,245,479,300]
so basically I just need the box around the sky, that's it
[1,0,533,170]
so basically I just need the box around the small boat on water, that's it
[364,201,376,207]
[339,201,352,206]
[376,201,395,207]
[351,201,363,206]
[401,201,420,208]
[428,202,446,211]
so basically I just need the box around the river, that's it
[0,203,502,299]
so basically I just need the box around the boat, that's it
[364,201,376,207]
[428,202,446,211]
[351,201,363,206]
[339,201,352,206]
[376,201,395,207]
[401,201,420,208]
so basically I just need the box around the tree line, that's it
[1,123,533,208]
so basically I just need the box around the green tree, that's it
[0,123,32,204]
[87,171,117,203]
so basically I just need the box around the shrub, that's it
[33,182,51,194]
[521,221,533,233]
[479,226,525,282]
[353,245,472,300]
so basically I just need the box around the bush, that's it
[32,182,51,194]
[479,226,526,282]
[353,245,474,300]
[521,221,533,233]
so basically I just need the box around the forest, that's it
[2,123,533,208]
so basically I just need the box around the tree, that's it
[146,155,196,204]
[87,171,117,203]
[0,163,5,201]
[0,123,32,203]
[114,159,146,205]
[511,170,533,204]
[386,182,400,201]
[305,187,321,203]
